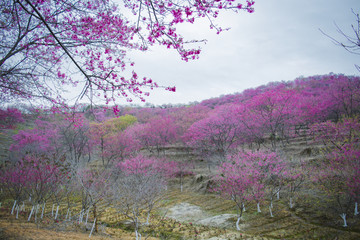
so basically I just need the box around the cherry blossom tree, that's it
[170,104,210,137]
[310,116,360,153]
[245,87,300,150]
[284,162,306,209]
[75,167,112,232]
[88,114,137,165]
[311,116,360,227]
[102,127,141,162]
[0,161,28,210]
[58,118,92,164]
[170,161,193,192]
[0,155,69,222]
[1,0,255,108]
[10,119,64,160]
[294,74,360,123]
[111,155,169,240]
[130,116,178,155]
[213,155,253,230]
[325,75,360,119]
[0,108,24,129]
[223,151,287,217]
[314,144,360,227]
[184,104,242,166]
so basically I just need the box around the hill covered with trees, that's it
[1,73,360,239]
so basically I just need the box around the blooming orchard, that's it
[1,73,360,234]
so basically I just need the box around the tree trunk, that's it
[269,205,274,217]
[35,204,39,223]
[11,200,17,215]
[89,218,96,238]
[16,205,19,219]
[85,209,90,225]
[41,203,45,219]
[135,229,142,240]
[180,173,183,192]
[135,219,141,240]
[257,202,261,213]
[79,209,84,224]
[54,205,59,220]
[93,204,98,233]
[236,217,241,231]
[51,204,55,216]
[340,213,347,227]
[65,208,69,220]
[355,202,359,216]
[146,211,150,225]
[28,205,35,221]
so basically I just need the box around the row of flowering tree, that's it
[213,151,295,230]
[310,116,360,227]
[185,74,360,163]
[212,117,360,230]
[1,150,191,238]
[3,74,359,165]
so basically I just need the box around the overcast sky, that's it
[125,0,360,106]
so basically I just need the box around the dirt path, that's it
[165,202,262,240]
[166,202,237,228]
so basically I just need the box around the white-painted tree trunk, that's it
[16,205,19,219]
[289,197,294,209]
[79,209,84,223]
[34,204,39,222]
[21,202,25,211]
[135,229,142,240]
[355,202,359,216]
[54,205,59,220]
[270,200,273,209]
[269,206,274,218]
[65,208,69,220]
[41,203,45,219]
[276,190,280,200]
[242,203,246,212]
[85,209,89,225]
[51,204,55,216]
[257,202,261,213]
[340,213,347,227]
[180,184,183,192]
[11,200,17,215]
[28,206,35,221]
[145,212,150,225]
[89,218,96,238]
[236,217,241,230]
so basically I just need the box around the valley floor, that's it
[1,188,360,239]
